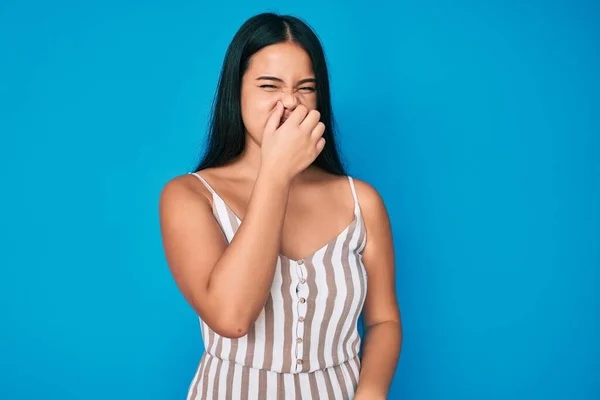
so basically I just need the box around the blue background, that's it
[1,0,598,399]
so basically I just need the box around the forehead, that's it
[246,42,314,78]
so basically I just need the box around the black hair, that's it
[193,12,347,175]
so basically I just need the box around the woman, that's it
[159,12,402,399]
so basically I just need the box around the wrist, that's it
[257,163,292,190]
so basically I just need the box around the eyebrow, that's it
[256,76,317,85]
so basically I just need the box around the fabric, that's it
[186,171,368,399]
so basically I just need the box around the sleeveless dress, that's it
[186,172,368,399]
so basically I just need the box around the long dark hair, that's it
[193,12,347,175]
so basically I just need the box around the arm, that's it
[160,103,324,340]
[159,167,291,339]
[353,179,403,399]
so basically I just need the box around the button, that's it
[300,278,306,284]
[299,297,306,303]
[296,337,303,344]
[297,259,304,265]
[296,359,303,365]
[298,316,305,322]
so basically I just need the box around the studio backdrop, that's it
[1,1,598,399]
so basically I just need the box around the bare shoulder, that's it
[351,177,395,281]
[159,169,218,209]
[351,177,390,222]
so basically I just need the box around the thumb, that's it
[264,101,284,136]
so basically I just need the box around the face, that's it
[240,41,318,144]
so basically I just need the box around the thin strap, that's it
[347,176,360,214]
[188,172,217,195]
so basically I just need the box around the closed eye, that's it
[259,85,316,92]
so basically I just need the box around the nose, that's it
[280,89,300,110]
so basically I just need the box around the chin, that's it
[245,130,262,145]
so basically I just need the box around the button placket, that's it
[294,259,308,372]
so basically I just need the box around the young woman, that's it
[160,12,402,399]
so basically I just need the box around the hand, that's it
[260,101,326,183]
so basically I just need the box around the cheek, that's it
[302,93,318,109]
[241,95,277,138]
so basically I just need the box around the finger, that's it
[299,109,321,131]
[310,121,326,141]
[284,104,309,127]
[264,101,284,135]
[316,137,326,154]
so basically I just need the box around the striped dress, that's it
[186,172,368,399]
